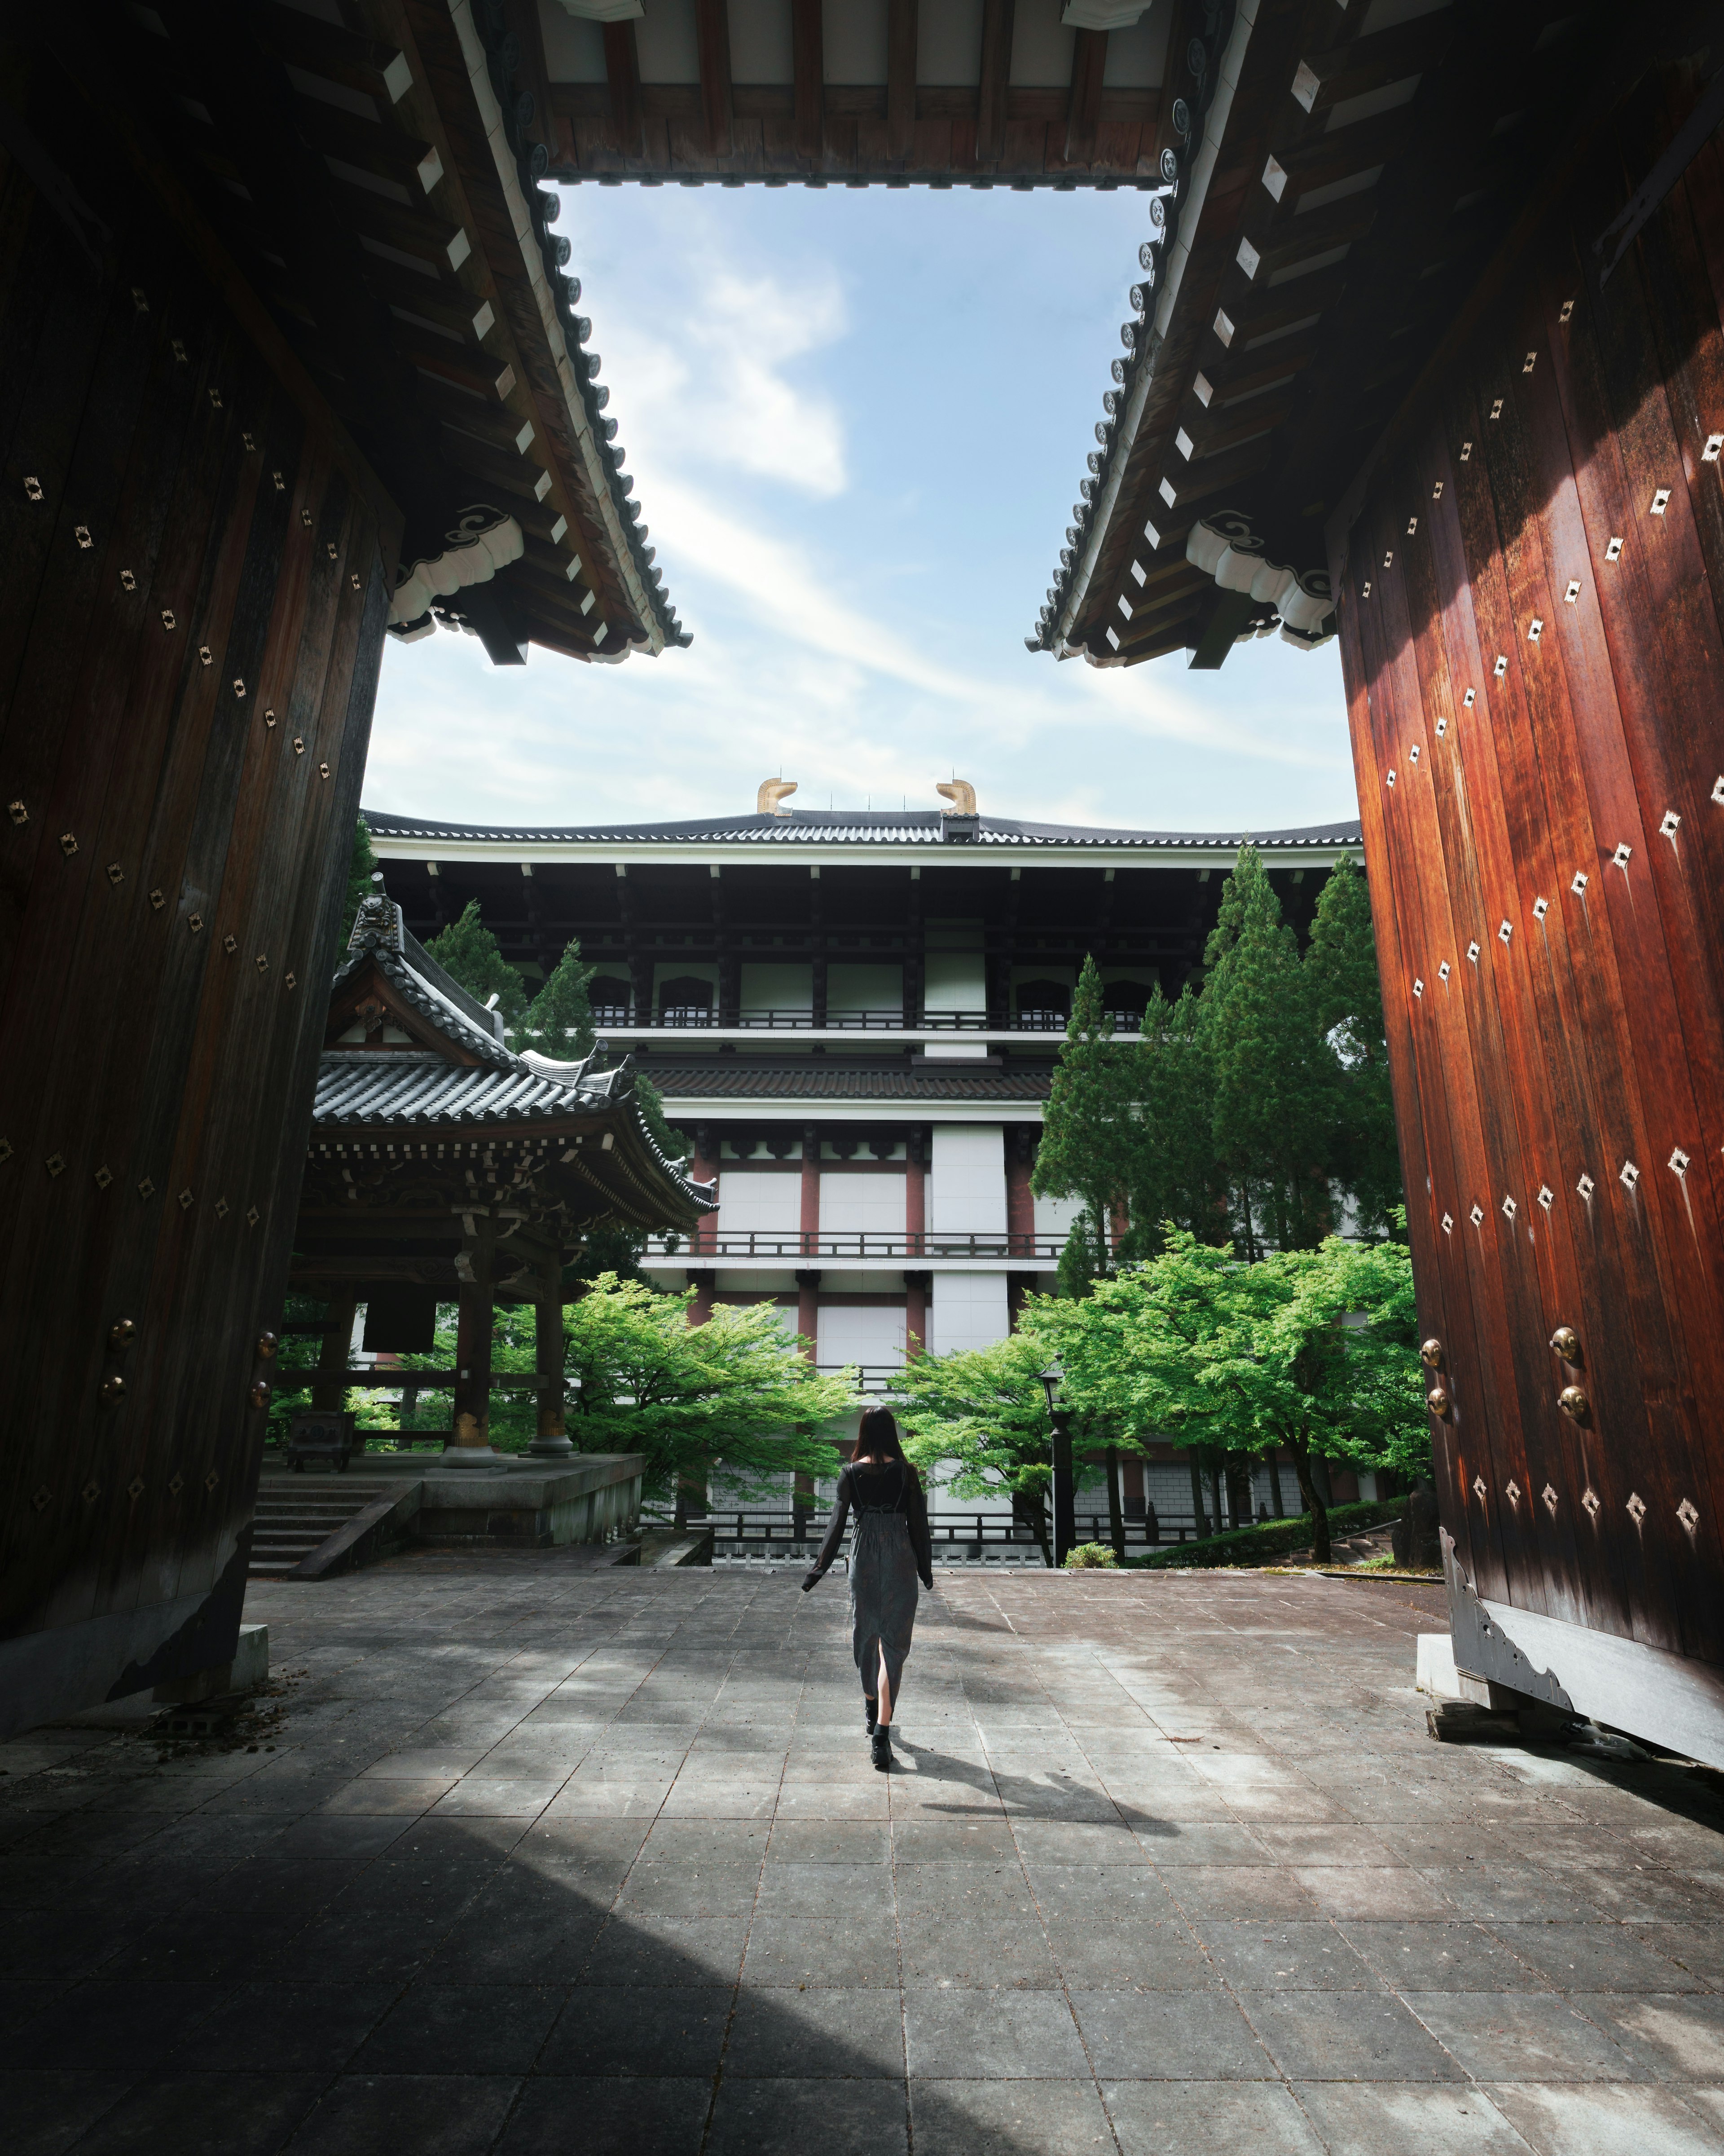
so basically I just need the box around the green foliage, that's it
[340,817,378,948]
[1034,846,1404,1290]
[1132,1496,1406,1570]
[1124,983,1230,1254]
[1201,846,1333,1257]
[424,899,529,1028]
[1031,1228,1425,1562]
[633,1071,691,1168]
[511,939,597,1060]
[1033,955,1130,1282]
[1305,857,1401,1239]
[562,1273,855,1502]
[1064,1542,1119,1569]
[893,1330,1060,1513]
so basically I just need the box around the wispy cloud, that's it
[365,189,1356,839]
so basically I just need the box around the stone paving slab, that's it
[3,1558,1724,2153]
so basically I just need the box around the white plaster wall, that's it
[739,962,811,1015]
[828,963,902,1015]
[817,1304,906,1371]
[930,1124,1006,1237]
[717,1171,801,1237]
[929,1270,1009,1355]
[820,1173,907,1237]
[923,952,986,1012]
[1033,1189,1086,1245]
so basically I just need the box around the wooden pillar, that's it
[686,1268,713,1325]
[530,1258,572,1458]
[906,1130,927,1259]
[800,1123,820,1257]
[312,1292,357,1413]
[452,1248,494,1455]
[1122,1456,1146,1521]
[903,1270,929,1358]
[1006,1126,1036,1257]
[795,1269,822,1362]
[690,1122,719,1253]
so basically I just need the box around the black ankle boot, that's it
[871,1726,891,1772]
[864,1698,878,1736]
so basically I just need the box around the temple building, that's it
[290,881,714,1465]
[368,784,1365,1525]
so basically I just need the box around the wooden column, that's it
[886,0,918,163]
[903,1270,930,1358]
[1005,1126,1036,1256]
[795,1269,822,1361]
[453,1246,494,1454]
[976,0,1014,169]
[791,0,823,165]
[686,1268,713,1325]
[695,0,734,157]
[0,92,396,1732]
[312,1292,358,1413]
[906,1129,927,1258]
[690,1122,719,1254]
[1322,79,1724,1755]
[530,1257,572,1458]
[800,1123,820,1257]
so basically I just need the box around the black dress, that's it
[806,1461,934,1702]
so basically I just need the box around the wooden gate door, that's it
[1329,70,1724,1760]
[0,100,396,1733]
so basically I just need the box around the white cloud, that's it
[571,194,850,498]
[365,191,1357,841]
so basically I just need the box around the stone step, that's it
[247,1479,398,1578]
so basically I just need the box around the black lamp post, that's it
[1041,1359,1076,1570]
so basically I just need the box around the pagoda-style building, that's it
[291,884,714,1462]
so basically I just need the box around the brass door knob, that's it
[99,1374,125,1406]
[1558,1384,1590,1424]
[1420,1338,1444,1369]
[108,1318,136,1352]
[255,1331,278,1360]
[249,1379,271,1408]
[1427,1387,1452,1420]
[1550,1325,1582,1364]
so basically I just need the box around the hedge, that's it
[1130,1496,1406,1571]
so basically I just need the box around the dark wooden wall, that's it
[0,96,396,1732]
[1329,70,1724,1681]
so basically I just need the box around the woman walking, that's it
[802,1408,935,1770]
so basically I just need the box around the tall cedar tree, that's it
[424,899,529,1028]
[1126,983,1230,1252]
[1200,847,1334,1257]
[1033,955,1130,1287]
[340,817,379,946]
[513,939,598,1060]
[1304,857,1402,1239]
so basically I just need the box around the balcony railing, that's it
[647,1232,1066,1261]
[589,1006,1144,1034]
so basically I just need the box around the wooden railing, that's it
[649,1231,1065,1260]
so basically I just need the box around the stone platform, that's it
[3,1562,1723,2154]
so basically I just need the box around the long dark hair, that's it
[851,1406,920,1484]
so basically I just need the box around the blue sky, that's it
[365,185,1354,835]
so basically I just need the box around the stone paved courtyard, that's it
[5,1558,1724,2155]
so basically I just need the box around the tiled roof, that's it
[314,1053,625,1126]
[320,893,712,1210]
[646,1066,1054,1102]
[362,808,1363,852]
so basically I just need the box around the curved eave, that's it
[457,0,687,654]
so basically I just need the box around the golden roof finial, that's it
[757,778,797,816]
